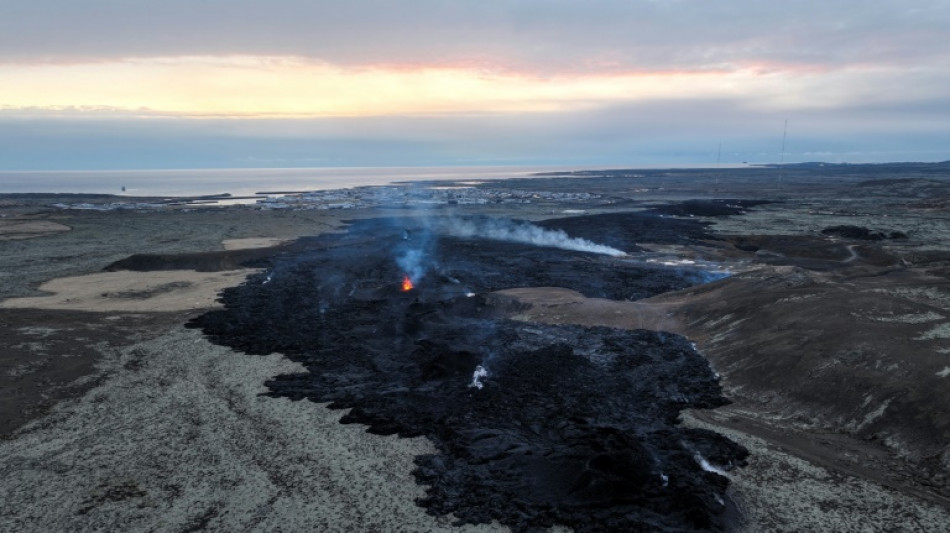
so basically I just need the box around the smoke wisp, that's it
[469,364,489,390]
[439,217,626,257]
[396,247,427,282]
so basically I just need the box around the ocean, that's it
[0,166,583,197]
[0,164,743,198]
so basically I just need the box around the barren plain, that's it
[1,163,949,531]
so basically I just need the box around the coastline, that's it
[0,163,759,197]
[0,165,577,197]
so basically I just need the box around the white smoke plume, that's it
[393,216,622,285]
[469,364,490,390]
[438,218,626,257]
[396,247,427,283]
[693,453,728,477]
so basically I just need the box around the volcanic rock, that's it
[642,199,772,218]
[187,215,748,532]
[821,225,888,240]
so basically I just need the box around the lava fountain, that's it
[401,275,414,292]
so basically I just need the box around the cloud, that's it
[4,54,948,120]
[3,95,948,171]
[2,1,948,73]
[2,1,947,169]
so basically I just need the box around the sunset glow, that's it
[0,56,928,118]
[2,0,948,169]
[0,57,757,117]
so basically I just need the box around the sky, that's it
[1,0,948,170]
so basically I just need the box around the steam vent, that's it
[188,214,748,532]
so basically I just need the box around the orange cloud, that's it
[0,55,927,118]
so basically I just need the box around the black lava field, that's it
[187,213,749,532]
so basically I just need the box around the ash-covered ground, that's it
[4,163,950,532]
[185,214,748,532]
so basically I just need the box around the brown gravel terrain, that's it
[0,197,515,532]
[0,219,71,240]
[493,166,950,530]
[1,165,949,531]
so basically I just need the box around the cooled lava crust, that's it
[187,214,748,532]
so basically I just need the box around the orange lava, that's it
[401,275,414,291]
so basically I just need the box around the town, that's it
[254,185,602,210]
